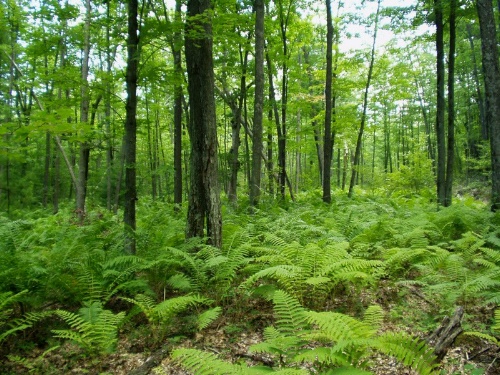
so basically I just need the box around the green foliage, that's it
[121,293,215,326]
[255,291,436,373]
[172,348,309,374]
[52,301,125,354]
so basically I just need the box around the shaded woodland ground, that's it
[2,189,500,374]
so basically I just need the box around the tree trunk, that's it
[466,24,487,141]
[227,99,242,203]
[348,0,380,198]
[173,0,183,210]
[43,131,51,208]
[476,0,500,211]
[322,0,334,203]
[124,0,139,254]
[105,0,114,211]
[185,0,222,248]
[250,0,265,207]
[267,109,274,196]
[76,0,91,223]
[434,0,446,206]
[444,0,456,207]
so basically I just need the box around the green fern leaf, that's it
[374,332,437,375]
[363,305,384,331]
[196,307,221,330]
[272,290,308,333]
[172,348,241,374]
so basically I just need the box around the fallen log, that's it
[129,345,170,375]
[426,305,464,361]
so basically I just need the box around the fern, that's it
[52,301,125,354]
[0,309,53,343]
[121,293,218,333]
[172,348,309,374]
[373,332,437,375]
[196,306,222,330]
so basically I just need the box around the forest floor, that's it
[4,285,500,375]
[2,191,500,374]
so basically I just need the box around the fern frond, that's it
[53,309,92,334]
[196,306,221,330]
[492,309,500,334]
[374,332,437,375]
[52,304,125,353]
[306,311,374,344]
[0,310,53,343]
[240,265,301,291]
[294,346,350,367]
[272,290,308,333]
[363,305,384,331]
[172,348,242,374]
[167,273,198,293]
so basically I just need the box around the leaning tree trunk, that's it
[476,0,500,211]
[185,0,222,248]
[348,0,380,198]
[123,0,139,254]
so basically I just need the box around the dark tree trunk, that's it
[444,0,456,207]
[76,0,91,224]
[227,98,242,203]
[434,0,446,206]
[105,0,114,211]
[322,0,334,203]
[185,0,222,248]
[250,0,265,207]
[476,0,500,211]
[124,0,139,254]
[173,0,183,210]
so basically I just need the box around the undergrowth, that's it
[1,192,499,374]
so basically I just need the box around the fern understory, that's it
[1,193,500,374]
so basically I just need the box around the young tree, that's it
[348,0,381,198]
[185,0,222,247]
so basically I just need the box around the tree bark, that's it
[322,0,334,203]
[124,0,139,254]
[476,0,500,211]
[173,0,183,210]
[250,0,265,207]
[444,0,456,207]
[75,0,91,224]
[434,0,446,206]
[185,0,222,248]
